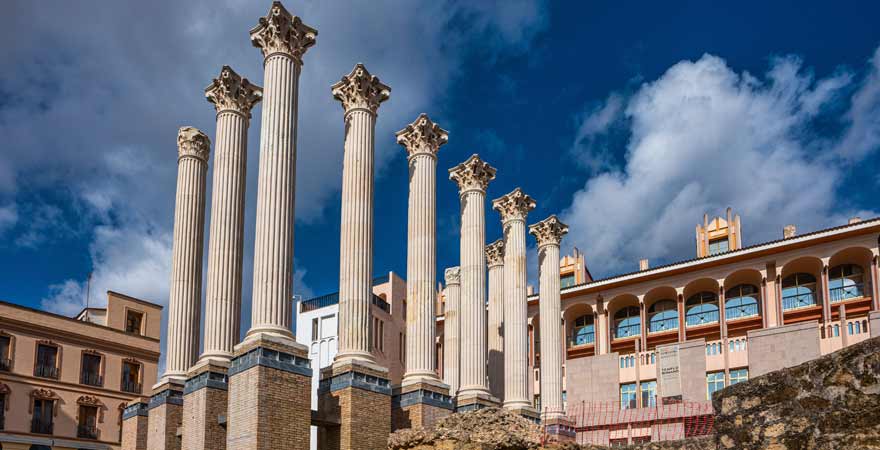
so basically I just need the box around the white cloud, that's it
[835,46,880,161]
[562,49,880,277]
[0,203,17,235]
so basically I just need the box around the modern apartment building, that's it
[0,291,161,450]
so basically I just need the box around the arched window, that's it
[781,273,818,310]
[613,306,640,339]
[648,300,678,333]
[571,315,595,346]
[829,264,864,302]
[685,292,719,326]
[725,284,760,320]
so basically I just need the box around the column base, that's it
[542,416,576,443]
[455,391,500,413]
[182,359,229,450]
[226,333,312,450]
[391,378,454,431]
[318,359,392,450]
[147,378,185,450]
[121,398,150,450]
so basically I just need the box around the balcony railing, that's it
[77,424,98,439]
[0,358,10,372]
[31,419,53,434]
[34,365,59,379]
[830,284,864,303]
[371,294,390,313]
[81,372,103,387]
[648,316,679,333]
[613,323,640,339]
[686,310,719,327]
[568,332,595,347]
[782,293,817,311]
[122,380,143,394]
[725,303,759,320]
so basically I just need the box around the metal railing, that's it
[568,332,595,347]
[648,316,678,333]
[371,294,390,312]
[34,365,59,379]
[31,418,53,434]
[0,358,11,372]
[121,380,142,394]
[613,323,640,339]
[782,292,817,311]
[830,284,864,303]
[685,310,719,327]
[80,372,103,387]
[301,292,339,312]
[77,424,98,439]
[725,303,759,320]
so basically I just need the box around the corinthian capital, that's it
[177,126,211,162]
[205,66,263,118]
[492,188,536,223]
[529,215,569,248]
[485,239,505,268]
[444,266,461,285]
[331,63,391,115]
[396,113,448,159]
[449,154,496,194]
[250,2,317,61]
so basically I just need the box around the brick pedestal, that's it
[225,334,312,450]
[543,416,576,443]
[147,379,185,450]
[182,360,229,450]
[318,360,392,450]
[391,379,454,431]
[121,398,150,450]
[455,391,499,413]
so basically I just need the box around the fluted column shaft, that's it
[248,53,301,339]
[538,243,563,417]
[487,259,504,400]
[163,128,210,383]
[443,269,461,395]
[503,219,530,408]
[459,188,489,396]
[336,109,378,362]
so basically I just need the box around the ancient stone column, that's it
[162,126,211,384]
[486,239,505,401]
[449,154,497,410]
[246,1,317,341]
[492,188,536,415]
[443,267,461,396]
[530,215,569,419]
[332,63,390,365]
[226,5,315,450]
[201,66,262,364]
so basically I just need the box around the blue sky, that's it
[2,1,880,358]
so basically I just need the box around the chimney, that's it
[849,217,862,225]
[783,224,797,239]
[639,259,649,271]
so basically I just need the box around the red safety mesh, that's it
[562,399,715,445]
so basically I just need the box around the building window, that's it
[125,310,144,335]
[708,238,729,255]
[641,380,657,408]
[571,315,595,346]
[613,306,640,339]
[781,273,818,310]
[730,368,748,385]
[80,353,103,387]
[833,324,840,337]
[311,318,319,341]
[648,300,678,333]
[399,332,404,362]
[560,273,576,289]
[77,405,98,439]
[121,361,142,394]
[725,284,760,320]
[379,320,385,352]
[706,342,723,355]
[34,344,59,379]
[0,334,11,372]
[31,399,54,434]
[707,372,725,399]
[829,264,865,303]
[686,292,719,326]
[620,383,637,409]
[0,391,6,430]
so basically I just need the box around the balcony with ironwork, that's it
[78,424,98,439]
[0,358,10,372]
[371,294,390,313]
[80,371,103,387]
[34,364,59,379]
[121,380,142,394]
[31,418,53,434]
[566,331,595,359]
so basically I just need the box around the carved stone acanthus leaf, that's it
[444,266,461,284]
[485,239,505,267]
[250,1,317,60]
[77,395,104,407]
[31,388,56,399]
[177,126,211,162]
[205,66,263,117]
[492,188,536,223]
[529,215,569,248]
[449,154,496,193]
[332,63,390,114]
[396,113,448,158]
